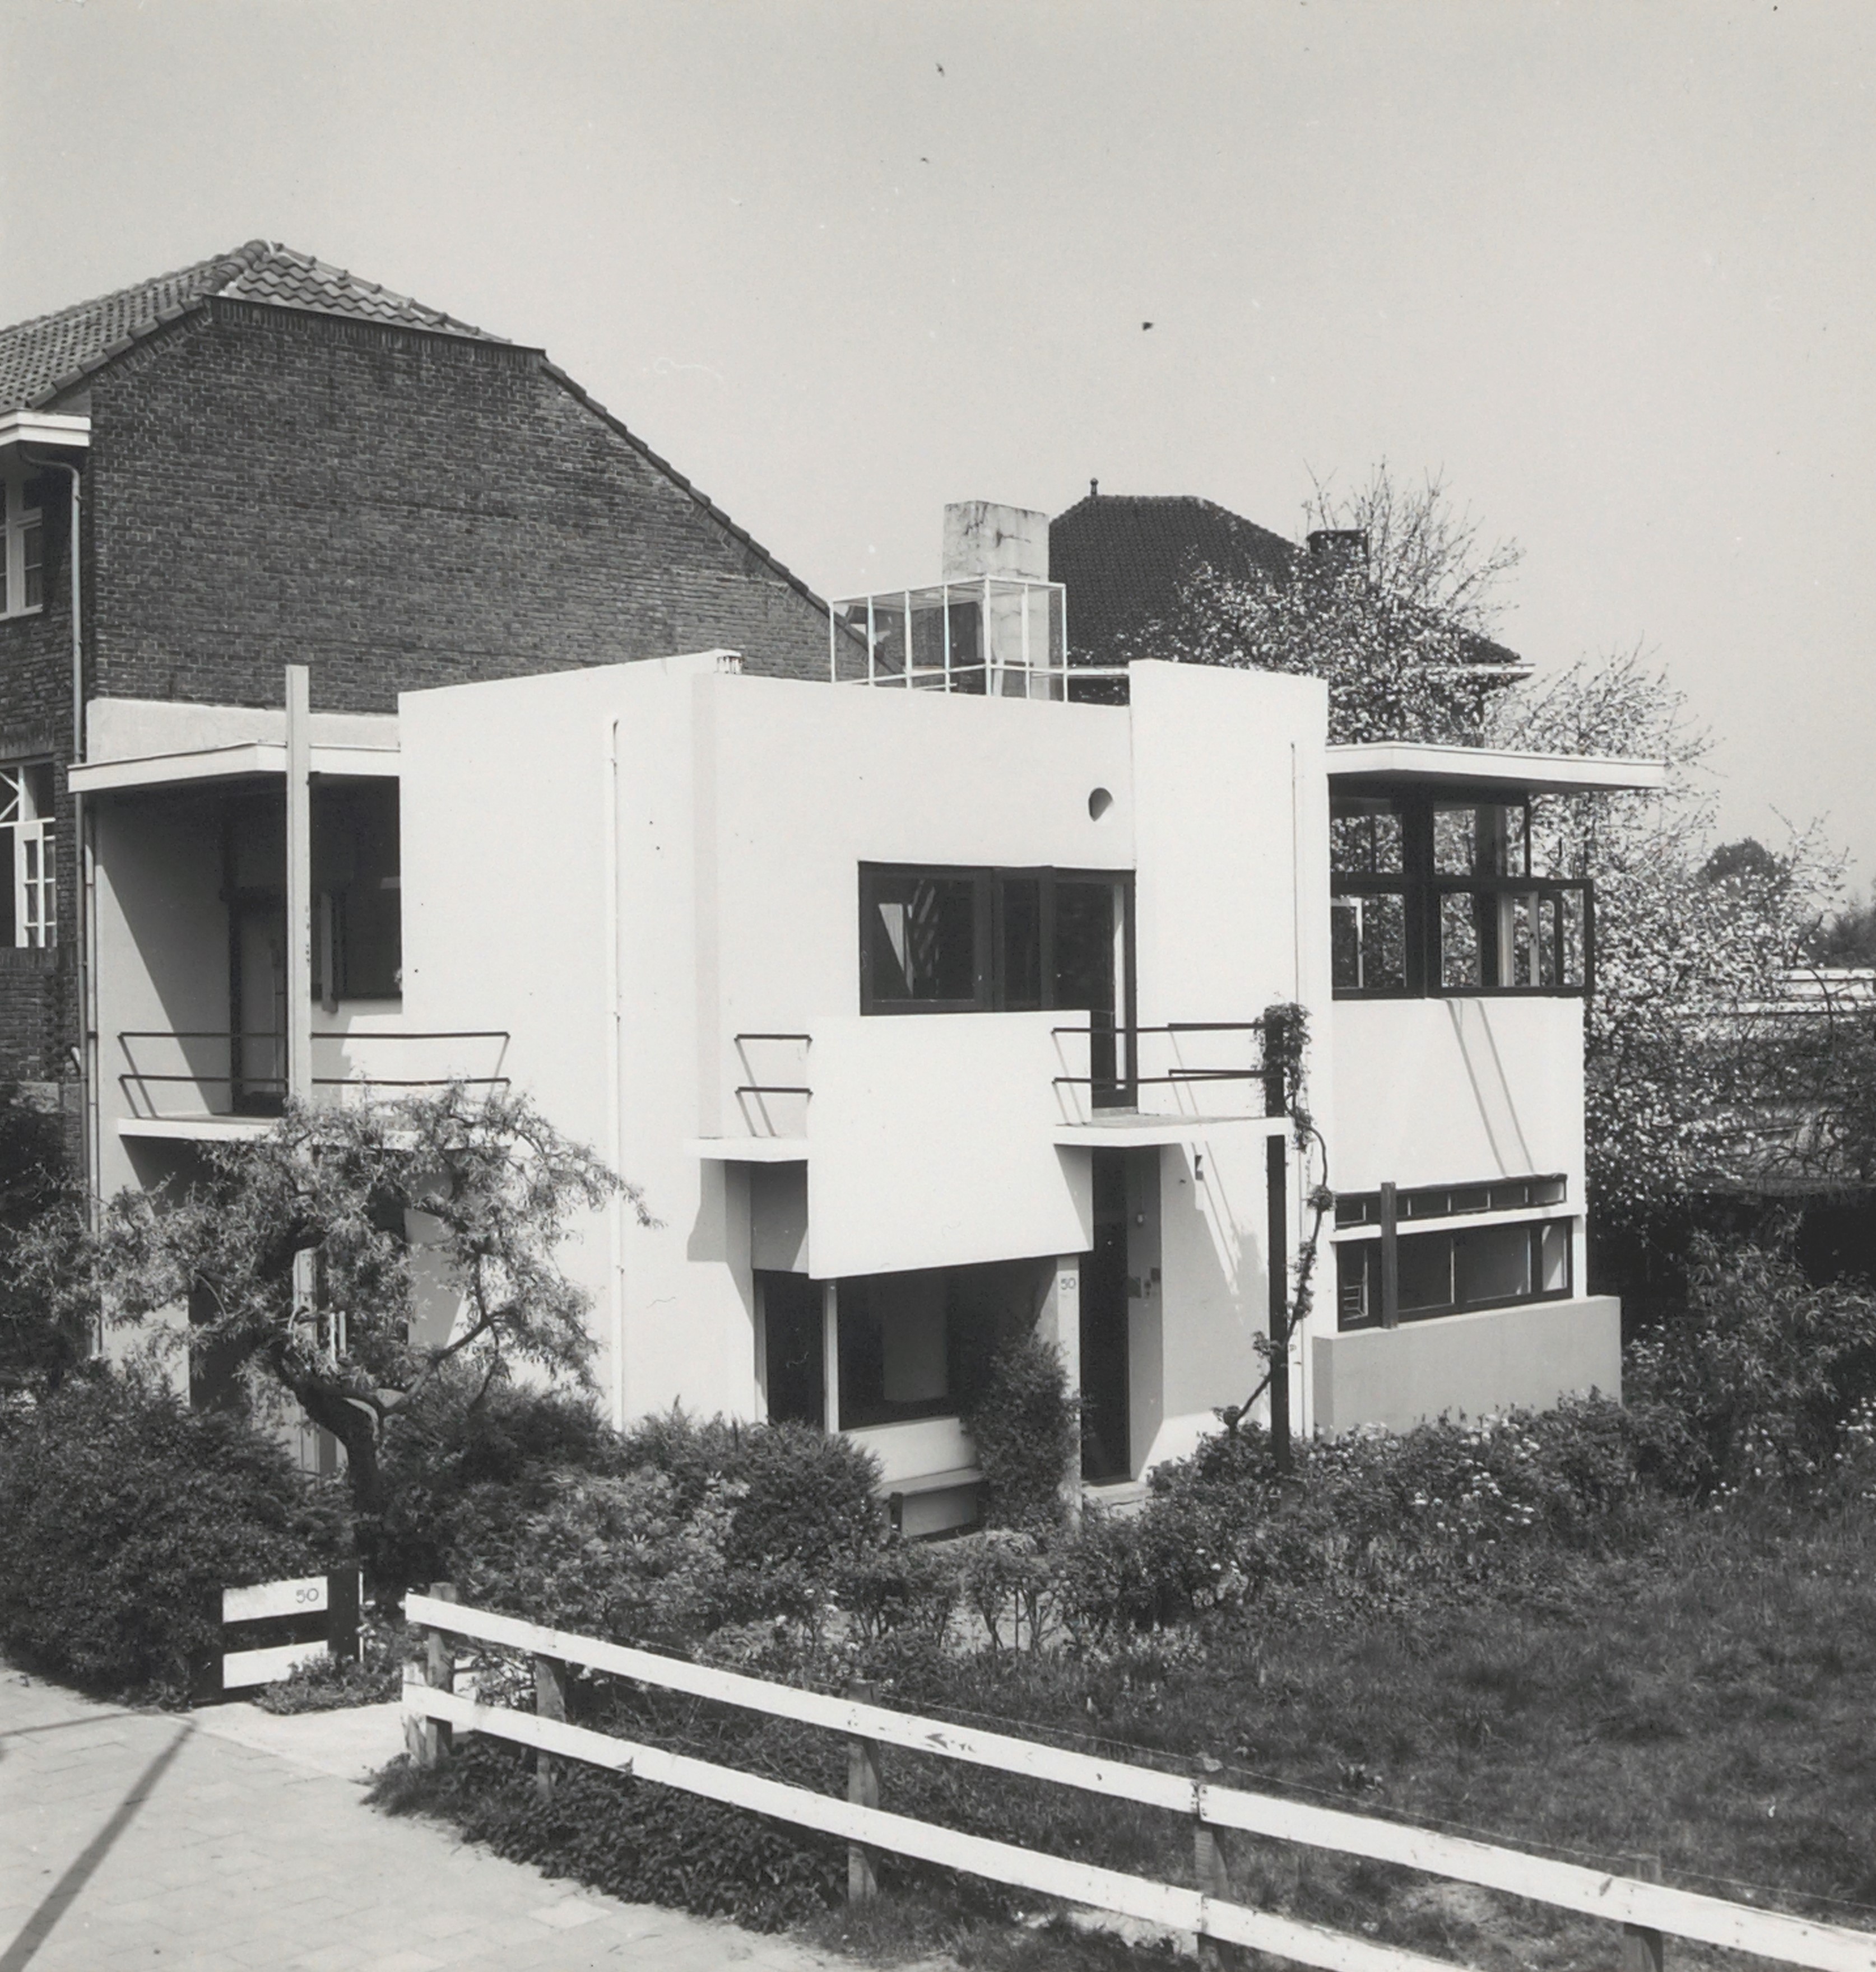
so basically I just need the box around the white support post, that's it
[285,664,313,1108]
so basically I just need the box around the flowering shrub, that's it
[1626,1236,1876,1495]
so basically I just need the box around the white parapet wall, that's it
[1311,1295,1622,1434]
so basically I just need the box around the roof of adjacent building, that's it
[1050,485,1526,674]
[1049,490,1298,661]
[0,240,509,412]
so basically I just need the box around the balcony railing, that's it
[117,1029,512,1120]
[830,579,1106,699]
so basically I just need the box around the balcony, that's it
[115,1026,512,1139]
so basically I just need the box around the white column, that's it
[284,664,314,1107]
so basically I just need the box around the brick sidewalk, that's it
[0,1667,870,1972]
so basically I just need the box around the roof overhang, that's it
[70,740,400,796]
[0,410,91,454]
[1326,741,1666,798]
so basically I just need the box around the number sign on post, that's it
[192,1567,361,1703]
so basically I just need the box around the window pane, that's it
[1336,1241,1376,1329]
[867,874,978,1002]
[999,876,1042,1010]
[1539,1221,1571,1292]
[760,1273,824,1428]
[1333,889,1406,992]
[312,781,401,998]
[1455,1223,1534,1306]
[1434,804,1528,876]
[1334,1194,1373,1227]
[837,1270,951,1428]
[1396,1232,1455,1314]
[21,522,42,611]
[1531,1175,1567,1207]
[1439,892,1484,988]
[1051,881,1115,1011]
[1331,802,1403,874]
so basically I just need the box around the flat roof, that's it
[70,740,400,795]
[1327,741,1666,797]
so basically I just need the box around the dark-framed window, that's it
[1336,1218,1572,1329]
[1331,789,1593,999]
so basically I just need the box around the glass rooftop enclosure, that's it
[829,579,1076,698]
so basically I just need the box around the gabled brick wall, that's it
[84,301,831,709]
[0,296,835,1094]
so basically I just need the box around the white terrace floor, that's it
[0,1667,898,1972]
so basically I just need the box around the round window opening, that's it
[1087,786,1114,821]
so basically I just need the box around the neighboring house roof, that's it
[0,240,508,413]
[1050,491,1297,663]
[1050,486,1527,676]
[0,241,830,616]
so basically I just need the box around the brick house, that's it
[0,240,835,1137]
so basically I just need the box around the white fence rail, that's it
[402,1589,1876,1972]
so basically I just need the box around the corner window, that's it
[1,471,45,618]
[1331,790,1592,998]
[0,761,55,947]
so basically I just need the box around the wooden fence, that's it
[402,1588,1876,1972]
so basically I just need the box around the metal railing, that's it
[117,1029,512,1118]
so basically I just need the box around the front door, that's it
[1080,1151,1131,1481]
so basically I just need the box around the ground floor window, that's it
[1333,1173,1573,1330]
[758,1258,1050,1431]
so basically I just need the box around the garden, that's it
[8,1229,1876,1971]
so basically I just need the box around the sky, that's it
[3,1,1872,887]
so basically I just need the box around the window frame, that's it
[0,760,56,949]
[1,467,45,620]
[857,862,1135,1022]
[1330,1172,1576,1331]
[1331,787,1595,1001]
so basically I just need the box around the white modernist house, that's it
[77,523,1661,1528]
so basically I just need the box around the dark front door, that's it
[1080,1151,1130,1481]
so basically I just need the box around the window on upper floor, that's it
[0,761,56,948]
[1,471,46,619]
[312,780,401,1003]
[1331,790,1592,998]
[860,862,1133,1096]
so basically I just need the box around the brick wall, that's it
[85,302,834,711]
[0,467,81,1087]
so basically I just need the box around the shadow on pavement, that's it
[0,1720,194,1972]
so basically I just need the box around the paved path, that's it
[0,1668,874,1972]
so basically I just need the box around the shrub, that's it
[0,1368,350,1697]
[960,1333,1079,1531]
[374,1370,626,1591]
[1627,1236,1876,1495]
[449,1466,736,1651]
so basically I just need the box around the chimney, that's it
[1307,529,1368,576]
[942,501,1050,583]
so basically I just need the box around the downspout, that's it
[605,715,625,1426]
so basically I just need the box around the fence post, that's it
[534,1653,566,1801]
[1622,1853,1665,1972]
[846,1676,881,1903]
[1194,1773,1234,1966]
[407,1580,457,1769]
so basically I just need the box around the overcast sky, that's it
[4,1,1871,887]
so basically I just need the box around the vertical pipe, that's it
[1265,1132,1290,1468]
[606,717,626,1427]
[1379,1181,1400,1329]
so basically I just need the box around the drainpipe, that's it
[24,453,94,1214]
[605,715,625,1426]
